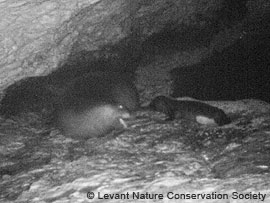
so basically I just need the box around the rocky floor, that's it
[1,99,270,203]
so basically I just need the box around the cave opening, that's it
[171,15,270,103]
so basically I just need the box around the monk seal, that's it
[54,72,139,139]
[56,103,131,139]
[0,71,139,139]
[148,96,231,126]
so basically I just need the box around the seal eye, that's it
[118,105,124,109]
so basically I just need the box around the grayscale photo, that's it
[0,0,270,202]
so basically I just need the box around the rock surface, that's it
[1,99,270,202]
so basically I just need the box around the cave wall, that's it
[0,0,269,92]
[0,0,228,90]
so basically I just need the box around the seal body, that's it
[54,72,139,139]
[56,103,130,139]
[149,96,231,126]
[0,71,139,139]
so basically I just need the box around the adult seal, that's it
[54,72,139,139]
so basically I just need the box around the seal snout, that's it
[113,104,132,129]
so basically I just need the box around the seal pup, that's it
[148,96,231,126]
